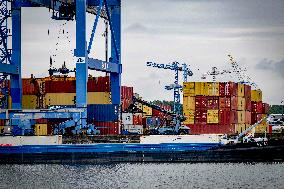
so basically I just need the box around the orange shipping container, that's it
[183,82,195,96]
[207,110,219,124]
[237,111,245,124]
[183,110,195,124]
[237,97,245,111]
[183,96,195,111]
[237,83,245,97]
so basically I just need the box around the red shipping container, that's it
[244,85,251,99]
[219,82,225,96]
[230,111,238,124]
[219,97,231,109]
[88,77,110,92]
[220,124,235,134]
[36,118,48,124]
[251,102,257,112]
[219,109,230,125]
[195,96,208,109]
[45,80,76,93]
[133,113,143,125]
[231,96,238,110]
[245,111,251,124]
[195,109,207,123]
[22,79,40,95]
[94,121,119,135]
[225,82,237,96]
[251,113,262,124]
[268,125,272,133]
[0,119,5,126]
[207,97,219,109]
[121,98,132,112]
[257,101,263,113]
[121,86,134,100]
[245,97,251,111]
[262,103,270,114]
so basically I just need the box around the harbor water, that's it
[0,163,283,189]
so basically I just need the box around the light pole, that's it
[281,100,284,121]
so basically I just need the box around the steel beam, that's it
[88,58,121,73]
[74,0,87,129]
[10,4,22,109]
[0,64,19,75]
[109,3,121,105]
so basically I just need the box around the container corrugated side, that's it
[87,104,119,122]
[235,123,246,134]
[183,82,195,96]
[219,109,230,125]
[34,124,48,136]
[93,121,119,135]
[22,95,38,109]
[207,96,219,109]
[219,97,231,109]
[237,97,245,111]
[88,92,111,104]
[195,82,208,96]
[45,93,76,106]
[251,89,262,102]
[183,96,195,111]
[237,83,245,97]
[207,82,219,96]
[183,110,195,124]
[237,111,245,124]
[195,109,207,123]
[207,109,219,124]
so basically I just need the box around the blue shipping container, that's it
[87,104,119,122]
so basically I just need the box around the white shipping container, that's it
[0,135,63,146]
[122,113,133,125]
[123,125,143,134]
[140,134,223,144]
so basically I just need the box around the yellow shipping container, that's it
[22,95,38,109]
[183,82,195,96]
[45,92,111,106]
[8,96,12,109]
[237,83,245,97]
[255,124,268,133]
[183,96,195,111]
[207,109,219,124]
[88,92,111,104]
[183,110,195,124]
[237,97,245,111]
[251,90,262,102]
[35,124,47,136]
[235,124,246,134]
[45,93,76,106]
[207,82,219,96]
[142,105,152,116]
[0,126,4,134]
[237,111,245,124]
[195,82,208,96]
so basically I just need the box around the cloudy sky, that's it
[20,0,284,104]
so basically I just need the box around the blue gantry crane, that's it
[146,61,193,115]
[146,61,193,132]
[0,0,122,135]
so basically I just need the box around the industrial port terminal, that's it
[0,0,283,163]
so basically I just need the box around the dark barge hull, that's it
[1,143,284,164]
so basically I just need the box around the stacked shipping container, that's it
[183,82,270,134]
[121,113,143,134]
[121,86,133,112]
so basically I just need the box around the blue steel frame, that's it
[0,0,122,129]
